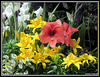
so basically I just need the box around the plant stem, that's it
[87,18,91,51]
[48,3,60,22]
[12,2,17,41]
[47,43,50,48]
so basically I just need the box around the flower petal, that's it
[39,33,50,43]
[42,62,46,69]
[76,37,80,45]
[49,38,57,48]
[56,19,62,25]
[73,48,77,55]
[76,45,82,49]
[44,59,51,63]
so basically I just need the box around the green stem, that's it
[47,43,50,48]
[87,18,91,51]
[12,2,17,41]
[43,2,46,20]
[91,47,98,52]
[48,3,60,22]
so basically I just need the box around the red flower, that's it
[39,19,64,48]
[63,22,79,47]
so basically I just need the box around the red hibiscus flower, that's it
[39,19,64,48]
[63,22,79,48]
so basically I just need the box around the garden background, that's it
[1,1,99,76]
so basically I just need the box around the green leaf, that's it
[53,65,57,70]
[57,71,59,75]
[42,2,46,20]
[48,3,60,22]
[79,18,86,48]
[47,70,54,74]
[29,65,35,71]
[72,23,83,35]
[66,11,73,22]
[62,72,66,75]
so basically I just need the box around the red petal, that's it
[39,33,50,43]
[70,27,79,32]
[49,37,57,48]
[41,24,51,34]
[64,36,70,46]
[54,27,64,43]
[56,19,62,25]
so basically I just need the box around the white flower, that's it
[18,15,27,28]
[23,14,30,21]
[34,6,43,17]
[19,2,30,15]
[13,2,20,11]
[5,19,9,26]
[2,24,9,31]
[3,4,13,18]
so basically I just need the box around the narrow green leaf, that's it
[79,18,86,48]
[47,70,54,74]
[48,3,60,22]
[72,23,83,35]
[87,18,91,51]
[42,2,46,20]
[91,47,98,52]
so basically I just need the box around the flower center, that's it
[49,31,55,36]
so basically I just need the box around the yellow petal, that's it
[26,24,35,28]
[15,43,23,47]
[32,28,36,33]
[58,53,65,57]
[44,59,51,63]
[42,62,46,69]
[76,37,80,45]
[65,64,68,69]
[76,45,82,49]
[30,59,36,64]
[61,62,67,65]
[73,48,77,55]
[74,62,82,70]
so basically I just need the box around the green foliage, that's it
[2,39,19,55]
[79,19,86,48]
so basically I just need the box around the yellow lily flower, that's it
[79,53,97,66]
[15,32,32,48]
[30,52,42,66]
[62,53,82,70]
[52,46,65,57]
[40,55,51,69]
[31,32,40,40]
[71,37,83,55]
[26,16,46,33]
[16,48,34,64]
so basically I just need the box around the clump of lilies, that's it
[15,16,97,70]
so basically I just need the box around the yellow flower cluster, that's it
[26,16,46,33]
[15,16,64,69]
[16,40,64,69]
[62,53,97,70]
